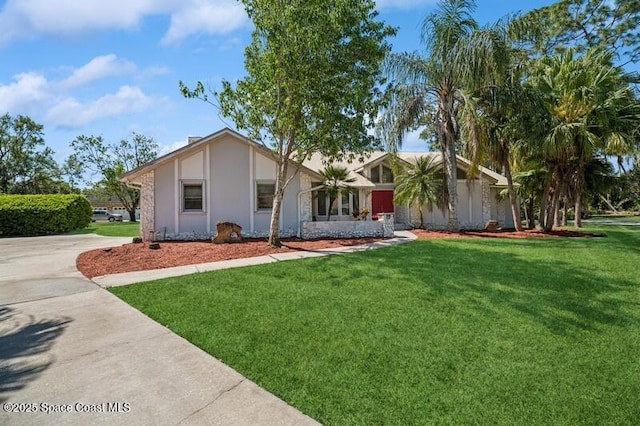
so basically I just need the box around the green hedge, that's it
[0,194,92,236]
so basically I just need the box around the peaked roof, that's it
[120,127,509,187]
[302,151,509,187]
[120,128,323,184]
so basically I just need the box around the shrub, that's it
[0,194,92,236]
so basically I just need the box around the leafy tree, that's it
[181,0,394,246]
[600,165,640,212]
[71,133,158,223]
[512,164,548,229]
[0,113,60,194]
[580,156,616,213]
[393,156,444,229]
[319,165,356,222]
[61,154,84,191]
[527,48,640,230]
[380,0,508,230]
[515,0,640,65]
[82,184,113,203]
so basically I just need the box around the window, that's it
[183,182,203,211]
[317,190,327,216]
[257,182,275,210]
[314,190,359,218]
[369,164,394,183]
[341,192,350,216]
[370,165,380,183]
[382,165,394,183]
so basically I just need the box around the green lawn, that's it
[72,221,140,237]
[110,225,640,425]
[590,214,640,223]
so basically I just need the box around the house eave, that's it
[119,127,323,183]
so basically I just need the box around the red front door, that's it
[371,190,394,218]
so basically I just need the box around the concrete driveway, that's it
[0,234,318,425]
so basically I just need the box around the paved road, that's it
[0,234,318,425]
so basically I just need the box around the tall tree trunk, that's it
[553,181,564,229]
[440,91,459,231]
[547,188,560,232]
[573,169,584,228]
[503,159,522,231]
[561,195,568,227]
[418,205,424,229]
[539,180,552,231]
[128,208,137,223]
[527,196,535,229]
[574,192,583,228]
[268,159,289,247]
[443,134,459,231]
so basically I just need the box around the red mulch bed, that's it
[77,237,385,278]
[77,229,605,279]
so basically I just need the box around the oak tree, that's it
[181,0,395,246]
[71,133,158,222]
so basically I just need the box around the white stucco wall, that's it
[147,133,303,240]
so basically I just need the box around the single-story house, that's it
[86,195,140,221]
[119,128,514,241]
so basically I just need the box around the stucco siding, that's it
[210,135,251,230]
[250,170,300,234]
[499,199,515,228]
[457,180,484,228]
[281,172,301,231]
[489,188,499,223]
[154,160,176,235]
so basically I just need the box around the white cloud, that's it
[0,72,49,114]
[45,86,155,128]
[162,0,247,45]
[0,0,166,44]
[0,55,166,127]
[58,54,137,89]
[0,0,247,46]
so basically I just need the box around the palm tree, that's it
[527,48,640,230]
[319,165,355,222]
[380,0,508,231]
[512,164,548,229]
[393,156,444,228]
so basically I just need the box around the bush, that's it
[0,194,92,236]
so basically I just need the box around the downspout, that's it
[297,184,325,238]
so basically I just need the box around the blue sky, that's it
[0,0,557,170]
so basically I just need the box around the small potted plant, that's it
[359,208,369,221]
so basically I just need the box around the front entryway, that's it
[371,190,394,219]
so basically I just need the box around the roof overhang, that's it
[119,127,324,184]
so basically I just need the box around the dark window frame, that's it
[256,181,276,211]
[182,181,205,212]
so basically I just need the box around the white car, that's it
[91,209,123,222]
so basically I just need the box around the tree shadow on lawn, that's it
[316,238,640,336]
[0,306,71,403]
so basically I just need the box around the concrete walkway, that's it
[93,231,417,288]
[0,234,319,425]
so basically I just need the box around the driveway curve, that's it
[0,234,131,305]
[0,234,318,425]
